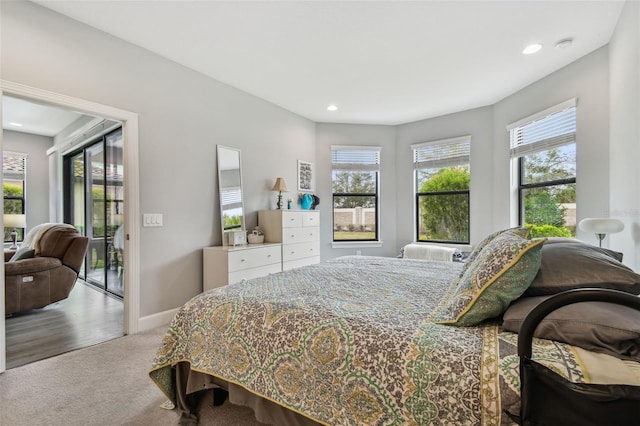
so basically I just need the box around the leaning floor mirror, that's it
[217,145,246,246]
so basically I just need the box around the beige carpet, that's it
[0,326,265,425]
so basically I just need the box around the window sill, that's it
[332,241,383,249]
[413,242,472,251]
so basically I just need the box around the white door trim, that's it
[0,80,141,373]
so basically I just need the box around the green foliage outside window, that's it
[522,147,576,237]
[524,191,566,228]
[223,214,242,230]
[3,182,23,212]
[332,171,376,207]
[526,224,572,238]
[418,166,470,242]
[4,182,24,241]
[333,171,377,240]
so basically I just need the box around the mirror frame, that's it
[217,145,245,246]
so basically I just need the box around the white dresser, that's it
[202,243,282,291]
[259,210,320,270]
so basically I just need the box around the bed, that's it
[149,228,640,425]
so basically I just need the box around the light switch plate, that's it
[143,213,163,227]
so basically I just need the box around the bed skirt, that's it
[175,362,323,426]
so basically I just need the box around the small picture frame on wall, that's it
[297,160,314,192]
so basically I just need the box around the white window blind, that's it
[509,100,577,158]
[2,151,28,180]
[331,146,380,172]
[411,136,471,169]
[220,188,242,209]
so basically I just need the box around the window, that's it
[3,151,28,242]
[332,146,380,242]
[413,136,471,244]
[509,99,576,238]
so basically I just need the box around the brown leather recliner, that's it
[4,224,89,315]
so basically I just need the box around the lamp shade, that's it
[271,177,288,192]
[578,218,624,234]
[4,214,26,229]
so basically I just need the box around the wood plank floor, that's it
[5,280,124,369]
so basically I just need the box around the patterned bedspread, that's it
[149,256,585,425]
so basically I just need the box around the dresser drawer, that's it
[282,241,320,262]
[283,256,320,271]
[228,245,281,272]
[281,211,302,228]
[302,211,319,227]
[229,263,282,284]
[282,227,319,244]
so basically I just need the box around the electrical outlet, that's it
[356,250,362,256]
[143,213,163,227]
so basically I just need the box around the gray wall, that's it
[609,0,640,269]
[2,130,52,235]
[1,1,315,316]
[396,107,494,253]
[319,47,612,263]
[2,0,638,323]
[315,123,397,258]
[492,46,610,243]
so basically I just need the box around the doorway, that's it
[1,80,141,373]
[64,127,124,297]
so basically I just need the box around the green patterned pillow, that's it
[462,227,530,272]
[432,233,544,326]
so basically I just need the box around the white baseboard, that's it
[137,308,179,332]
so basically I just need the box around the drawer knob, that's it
[241,258,246,262]
[267,254,272,258]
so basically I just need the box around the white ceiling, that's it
[13,1,626,126]
[2,96,84,137]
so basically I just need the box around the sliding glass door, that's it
[64,127,124,297]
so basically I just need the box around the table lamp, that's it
[578,218,624,247]
[4,213,27,250]
[271,177,288,210]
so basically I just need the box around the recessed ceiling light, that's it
[555,38,573,49]
[8,122,23,127]
[327,105,338,111]
[522,43,543,55]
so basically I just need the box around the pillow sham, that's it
[503,296,640,361]
[460,227,530,275]
[524,241,640,296]
[542,237,623,262]
[8,247,36,262]
[432,232,544,326]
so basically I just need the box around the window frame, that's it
[517,157,576,226]
[331,145,381,244]
[508,99,577,232]
[3,151,28,243]
[412,135,471,244]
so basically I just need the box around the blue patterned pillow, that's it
[432,232,545,326]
